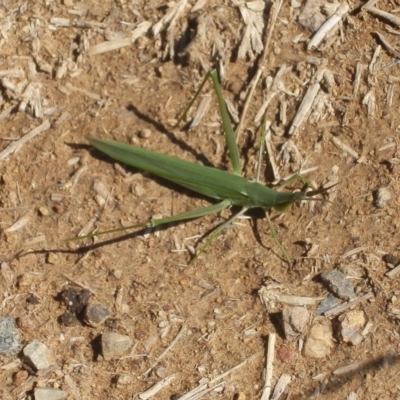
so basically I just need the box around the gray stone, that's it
[316,294,340,315]
[23,340,50,370]
[83,302,110,327]
[339,310,366,346]
[282,307,310,341]
[101,332,132,361]
[320,269,356,300]
[298,0,326,32]
[0,316,21,355]
[34,388,68,400]
[374,187,392,208]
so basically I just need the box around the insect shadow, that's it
[283,351,398,399]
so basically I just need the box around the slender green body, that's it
[73,70,326,263]
[88,136,306,210]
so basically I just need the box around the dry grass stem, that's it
[139,376,175,400]
[288,83,321,136]
[190,94,212,128]
[375,32,400,58]
[5,214,30,233]
[324,293,373,317]
[177,353,261,400]
[0,119,50,162]
[271,374,292,400]
[364,6,400,28]
[235,0,283,143]
[331,137,359,159]
[308,3,350,50]
[143,325,186,376]
[62,274,97,296]
[152,0,187,36]
[89,21,151,55]
[386,264,400,278]
[264,124,281,181]
[261,332,276,400]
[353,63,366,97]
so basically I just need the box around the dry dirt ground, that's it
[2,0,400,399]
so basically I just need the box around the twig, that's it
[308,3,350,50]
[0,119,50,162]
[353,63,366,97]
[264,123,280,181]
[139,376,175,400]
[364,6,400,29]
[331,136,359,159]
[375,31,400,58]
[89,22,151,55]
[5,214,30,233]
[62,274,97,296]
[143,325,186,376]
[324,293,373,317]
[177,352,261,400]
[288,81,321,136]
[261,333,276,400]
[386,264,400,278]
[271,374,292,400]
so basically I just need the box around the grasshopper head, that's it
[273,191,307,212]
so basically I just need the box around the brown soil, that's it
[1,1,400,399]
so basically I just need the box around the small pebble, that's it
[156,366,167,378]
[138,128,152,139]
[303,323,333,359]
[34,387,68,400]
[52,203,64,213]
[58,288,91,313]
[116,374,132,387]
[0,316,21,356]
[101,332,132,360]
[276,345,298,363]
[282,306,310,341]
[38,206,50,216]
[59,313,79,327]
[23,340,50,370]
[83,302,110,327]
[1,261,10,270]
[26,294,40,305]
[320,269,356,300]
[46,253,58,265]
[339,310,365,346]
[132,184,145,197]
[383,253,400,266]
[112,269,123,279]
[13,370,29,386]
[374,187,392,208]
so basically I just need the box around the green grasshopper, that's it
[80,70,328,263]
